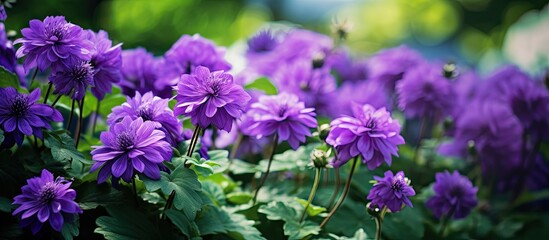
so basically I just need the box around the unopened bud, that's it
[318,124,331,142]
[310,148,331,168]
[443,62,458,79]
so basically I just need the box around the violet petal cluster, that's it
[91,116,173,183]
[368,45,424,92]
[367,170,415,212]
[12,169,82,235]
[426,170,478,219]
[326,103,404,169]
[174,66,250,132]
[0,23,17,74]
[327,80,390,118]
[49,59,94,100]
[107,91,183,146]
[86,30,123,100]
[243,92,318,149]
[14,16,93,72]
[119,48,172,98]
[0,87,63,148]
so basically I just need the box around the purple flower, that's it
[119,48,172,98]
[86,30,123,100]
[183,129,211,159]
[12,169,82,235]
[49,59,94,100]
[91,116,173,183]
[247,30,278,54]
[174,66,250,132]
[163,34,230,85]
[243,93,318,149]
[327,80,390,118]
[396,63,456,120]
[326,103,404,169]
[426,171,477,219]
[0,5,6,21]
[0,23,17,74]
[0,87,63,148]
[368,45,424,92]
[272,59,336,115]
[14,16,93,72]
[107,91,183,146]
[367,170,415,213]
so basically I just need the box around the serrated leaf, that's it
[202,181,226,206]
[142,167,203,219]
[165,209,200,239]
[229,159,258,175]
[227,192,253,205]
[244,77,277,95]
[43,130,91,166]
[75,182,127,210]
[196,204,265,240]
[284,220,321,240]
[258,201,299,222]
[95,206,160,240]
[296,198,326,217]
[329,228,369,240]
[61,218,80,240]
[258,201,321,239]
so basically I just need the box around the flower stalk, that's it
[253,134,279,203]
[300,167,321,223]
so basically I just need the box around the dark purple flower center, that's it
[10,95,30,117]
[278,105,288,117]
[45,20,67,42]
[137,108,154,121]
[205,76,226,97]
[39,183,57,203]
[391,176,407,192]
[366,120,376,129]
[116,132,134,150]
[449,186,464,197]
[70,61,94,83]
[248,31,276,53]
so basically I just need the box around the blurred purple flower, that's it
[327,103,404,169]
[86,30,122,100]
[368,45,424,92]
[12,169,82,235]
[91,117,173,183]
[0,87,62,148]
[174,66,250,132]
[243,92,317,149]
[326,50,369,82]
[426,170,477,219]
[273,59,336,115]
[107,91,183,146]
[119,48,172,98]
[0,23,17,73]
[14,16,93,72]
[247,30,278,54]
[49,59,94,100]
[367,170,415,212]
[0,6,6,21]
[327,80,390,118]
[396,63,456,120]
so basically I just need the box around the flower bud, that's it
[317,123,331,142]
[310,148,331,168]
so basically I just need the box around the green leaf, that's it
[196,204,265,240]
[165,209,200,239]
[296,198,326,217]
[0,66,21,91]
[142,167,203,219]
[257,144,319,173]
[75,182,128,210]
[227,192,253,205]
[0,129,4,145]
[95,206,161,240]
[329,228,369,240]
[284,221,321,240]
[383,207,425,240]
[98,86,126,118]
[202,181,226,206]
[495,219,524,238]
[202,173,238,193]
[0,196,13,212]
[258,201,298,222]
[244,77,277,95]
[44,130,90,166]
[61,218,80,240]
[229,159,258,175]
[56,90,98,118]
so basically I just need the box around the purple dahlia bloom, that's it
[326,103,404,169]
[243,92,318,149]
[174,66,250,132]
[396,63,456,120]
[86,30,122,100]
[91,116,173,183]
[368,45,424,92]
[0,87,63,148]
[12,169,82,235]
[367,170,415,212]
[0,5,5,21]
[119,48,172,98]
[14,16,93,72]
[327,80,390,118]
[272,59,336,115]
[247,30,278,54]
[108,91,183,146]
[49,59,94,100]
[0,23,17,74]
[426,171,477,219]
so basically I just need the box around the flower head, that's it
[326,103,404,169]
[426,171,478,219]
[327,80,390,118]
[91,117,173,183]
[243,92,318,149]
[396,63,456,119]
[107,91,183,146]
[119,48,172,98]
[0,87,63,148]
[174,66,250,132]
[0,23,17,74]
[12,169,82,235]
[86,30,123,100]
[367,170,415,212]
[49,59,94,100]
[368,45,424,92]
[14,16,93,72]
[0,5,6,21]
[247,30,278,54]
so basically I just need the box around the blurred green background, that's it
[3,0,548,74]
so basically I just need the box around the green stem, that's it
[132,176,139,207]
[66,99,75,130]
[50,94,62,107]
[438,206,456,237]
[327,167,340,210]
[320,157,359,228]
[300,167,321,223]
[75,95,85,148]
[410,117,427,175]
[253,134,279,203]
[374,207,388,240]
[29,68,39,88]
